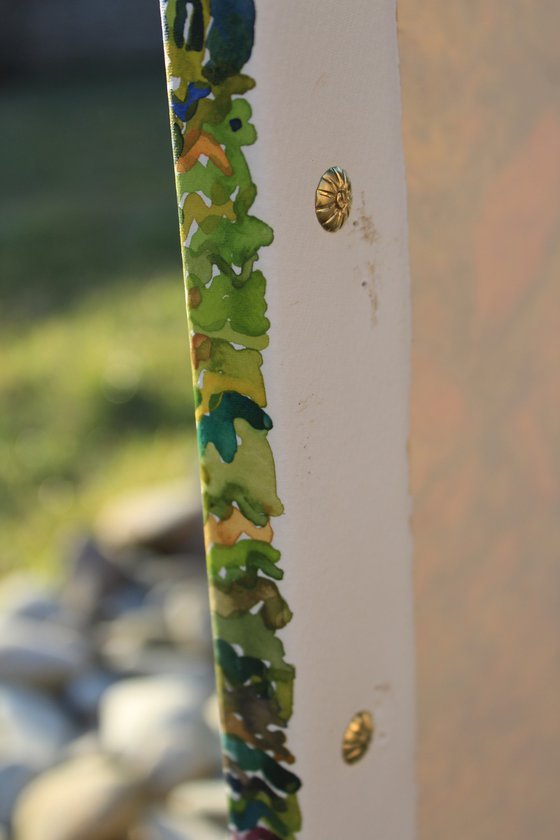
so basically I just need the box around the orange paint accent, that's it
[205,508,274,547]
[190,333,211,370]
[176,129,233,176]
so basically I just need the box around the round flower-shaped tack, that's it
[342,710,374,764]
[315,166,352,232]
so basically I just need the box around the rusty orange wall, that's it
[399,3,560,838]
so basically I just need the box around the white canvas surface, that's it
[246,2,416,836]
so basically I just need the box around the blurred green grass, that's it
[0,72,196,574]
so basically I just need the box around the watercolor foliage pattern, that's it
[159,2,302,838]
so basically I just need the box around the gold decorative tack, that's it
[315,166,352,232]
[342,710,374,765]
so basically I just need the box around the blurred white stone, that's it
[96,482,204,554]
[12,754,145,840]
[203,694,221,737]
[0,684,75,827]
[99,676,220,794]
[0,574,61,623]
[100,632,214,686]
[99,605,170,656]
[0,763,35,828]
[131,812,228,840]
[64,666,119,719]
[62,731,102,760]
[62,536,139,625]
[0,617,88,688]
[168,779,227,821]
[0,684,74,766]
[163,582,212,651]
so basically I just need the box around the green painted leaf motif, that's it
[208,539,282,582]
[198,392,271,463]
[203,419,283,522]
[223,734,302,795]
[162,0,301,834]
[190,270,270,337]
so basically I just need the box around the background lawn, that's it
[0,71,197,574]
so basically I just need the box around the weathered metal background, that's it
[400,3,560,838]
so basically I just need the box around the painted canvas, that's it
[160,1,415,837]
[159,2,301,837]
